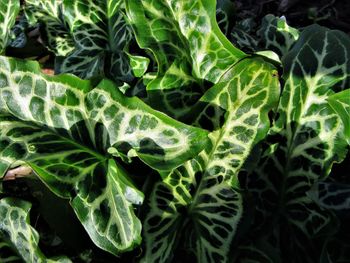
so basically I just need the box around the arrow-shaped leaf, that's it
[245,25,350,259]
[142,57,280,263]
[0,56,208,254]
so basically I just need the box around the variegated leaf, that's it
[0,56,208,254]
[246,25,350,249]
[328,89,350,144]
[257,14,299,57]
[0,114,143,255]
[0,197,71,263]
[230,18,259,53]
[307,182,350,211]
[142,57,280,263]
[58,0,134,83]
[0,0,20,54]
[25,0,75,56]
[0,56,208,171]
[126,0,246,86]
[126,52,150,78]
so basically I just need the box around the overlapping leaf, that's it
[25,0,75,56]
[126,0,246,86]
[0,56,208,254]
[0,197,71,262]
[245,25,350,261]
[0,0,20,54]
[25,0,140,84]
[142,57,280,263]
[57,0,133,83]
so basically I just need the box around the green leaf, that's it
[25,0,75,56]
[0,0,20,54]
[0,114,144,255]
[57,0,134,83]
[142,57,280,263]
[25,0,135,84]
[0,197,71,262]
[328,89,350,144]
[246,24,350,251]
[126,52,150,78]
[257,14,299,57]
[125,0,246,87]
[0,56,208,171]
[0,56,208,254]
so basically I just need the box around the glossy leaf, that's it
[0,113,144,255]
[126,0,246,87]
[0,56,208,254]
[0,197,71,262]
[143,57,280,263]
[58,0,134,83]
[328,89,350,144]
[0,0,20,54]
[246,25,350,257]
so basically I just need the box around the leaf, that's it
[307,182,350,211]
[0,0,20,54]
[24,0,75,56]
[216,0,236,36]
[0,56,208,171]
[125,0,246,86]
[142,57,280,263]
[0,197,71,262]
[57,0,134,83]
[126,52,150,78]
[0,56,209,254]
[246,24,350,255]
[328,89,350,144]
[0,114,144,255]
[230,18,259,53]
[24,0,135,84]
[9,15,29,49]
[257,14,299,57]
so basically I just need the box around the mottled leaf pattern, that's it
[307,182,350,211]
[328,89,350,144]
[257,15,299,57]
[0,56,208,254]
[0,0,20,54]
[0,113,144,254]
[0,197,71,262]
[246,25,350,250]
[143,57,280,263]
[58,0,133,83]
[0,56,208,171]
[230,18,259,53]
[25,0,75,56]
[126,0,246,86]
